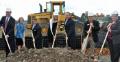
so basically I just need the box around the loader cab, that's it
[46,1,65,15]
[26,1,65,37]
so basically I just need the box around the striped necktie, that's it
[5,17,9,32]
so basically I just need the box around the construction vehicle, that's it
[25,1,65,37]
[24,1,68,48]
[26,1,83,36]
[25,1,83,48]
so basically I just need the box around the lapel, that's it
[33,24,36,30]
[65,19,70,26]
[33,24,38,31]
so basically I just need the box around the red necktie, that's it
[108,24,112,39]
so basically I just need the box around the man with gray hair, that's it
[0,8,16,56]
[107,11,120,62]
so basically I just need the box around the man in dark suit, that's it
[0,8,16,56]
[32,19,42,49]
[107,11,120,62]
[64,12,76,49]
[84,13,100,57]
[48,15,57,47]
[84,13,100,43]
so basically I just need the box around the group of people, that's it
[0,8,25,56]
[84,11,120,62]
[0,8,120,62]
[85,11,120,62]
[0,8,76,57]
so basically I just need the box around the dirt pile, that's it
[0,50,6,62]
[6,48,86,62]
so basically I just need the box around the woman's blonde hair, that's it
[18,17,24,23]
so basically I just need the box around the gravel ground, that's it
[0,50,6,62]
[0,48,113,62]
[6,48,84,62]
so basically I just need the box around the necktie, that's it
[5,17,9,32]
[108,24,113,40]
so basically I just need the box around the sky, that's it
[0,0,120,20]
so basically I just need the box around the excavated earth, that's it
[0,48,111,62]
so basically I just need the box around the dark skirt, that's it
[16,38,23,46]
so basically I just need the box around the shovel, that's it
[1,27,12,53]
[81,25,92,54]
[97,30,110,62]
[31,31,36,49]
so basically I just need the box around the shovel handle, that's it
[99,30,109,55]
[31,31,36,49]
[99,26,111,55]
[81,25,92,54]
[1,27,12,53]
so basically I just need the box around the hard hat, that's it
[111,10,118,16]
[88,12,94,16]
[112,10,118,14]
[6,8,11,12]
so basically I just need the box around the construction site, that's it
[0,0,120,62]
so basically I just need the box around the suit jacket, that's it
[65,18,75,37]
[48,19,57,36]
[111,20,120,45]
[15,23,25,38]
[32,23,42,39]
[47,21,57,43]
[0,16,15,37]
[84,20,100,42]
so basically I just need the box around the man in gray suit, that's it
[107,11,120,62]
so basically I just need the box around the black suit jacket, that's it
[0,16,15,37]
[47,22,57,43]
[84,20,100,42]
[48,22,57,36]
[32,23,42,39]
[65,18,75,37]
[111,20,120,45]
